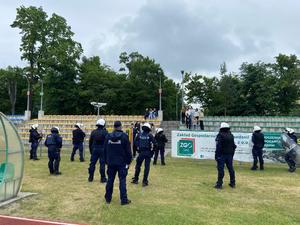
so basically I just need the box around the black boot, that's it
[88,174,94,182]
[229,183,236,188]
[260,164,264,170]
[288,167,296,173]
[100,177,107,183]
[214,183,222,189]
[131,177,138,184]
[251,166,257,170]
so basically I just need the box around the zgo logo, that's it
[177,138,195,156]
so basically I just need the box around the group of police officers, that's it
[28,120,298,203]
[29,119,168,205]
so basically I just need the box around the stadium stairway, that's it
[161,121,179,151]
[17,115,161,146]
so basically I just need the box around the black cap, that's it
[114,121,122,128]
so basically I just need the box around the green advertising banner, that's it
[177,138,195,156]
[264,132,282,150]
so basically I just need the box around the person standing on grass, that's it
[251,126,265,171]
[131,123,156,186]
[132,122,140,158]
[153,128,168,165]
[29,124,42,160]
[285,128,298,172]
[214,122,236,189]
[88,119,108,183]
[70,123,86,162]
[104,121,132,205]
[45,127,63,175]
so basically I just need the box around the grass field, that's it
[0,150,299,225]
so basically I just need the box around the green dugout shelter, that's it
[0,112,24,202]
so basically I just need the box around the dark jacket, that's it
[29,128,42,143]
[89,127,108,153]
[134,131,155,151]
[104,130,132,166]
[252,131,265,149]
[72,128,86,144]
[155,132,168,148]
[44,132,62,150]
[288,133,298,143]
[215,130,236,157]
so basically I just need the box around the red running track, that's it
[0,215,86,225]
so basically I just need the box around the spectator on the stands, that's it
[194,109,200,129]
[181,108,186,125]
[153,108,158,118]
[199,108,205,130]
[149,108,154,119]
[144,108,149,120]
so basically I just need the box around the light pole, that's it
[176,92,178,121]
[158,70,162,111]
[180,70,184,124]
[24,76,31,121]
[91,102,107,117]
[38,79,44,119]
[157,69,163,120]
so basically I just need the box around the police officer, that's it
[44,127,63,175]
[132,122,155,186]
[251,126,265,170]
[285,128,298,172]
[29,124,42,160]
[132,122,140,158]
[214,122,236,189]
[70,123,86,162]
[88,119,108,183]
[153,128,168,165]
[104,121,132,205]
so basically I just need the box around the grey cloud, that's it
[95,0,300,79]
[1,0,300,80]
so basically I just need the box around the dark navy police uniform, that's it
[251,131,265,170]
[88,126,108,182]
[215,129,236,188]
[29,128,42,160]
[132,130,155,186]
[285,133,298,172]
[153,132,168,165]
[44,129,62,175]
[104,128,132,205]
[71,128,86,162]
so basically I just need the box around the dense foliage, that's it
[184,55,300,116]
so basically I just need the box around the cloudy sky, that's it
[1,0,300,80]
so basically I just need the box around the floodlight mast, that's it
[90,102,107,116]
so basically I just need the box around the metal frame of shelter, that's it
[0,112,24,202]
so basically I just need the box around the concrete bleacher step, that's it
[160,121,179,150]
[18,115,161,146]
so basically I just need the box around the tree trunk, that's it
[8,81,17,115]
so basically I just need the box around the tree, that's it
[77,56,124,115]
[239,62,278,115]
[0,67,26,115]
[11,6,83,115]
[272,54,300,114]
[11,6,48,111]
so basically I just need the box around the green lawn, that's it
[0,150,299,225]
